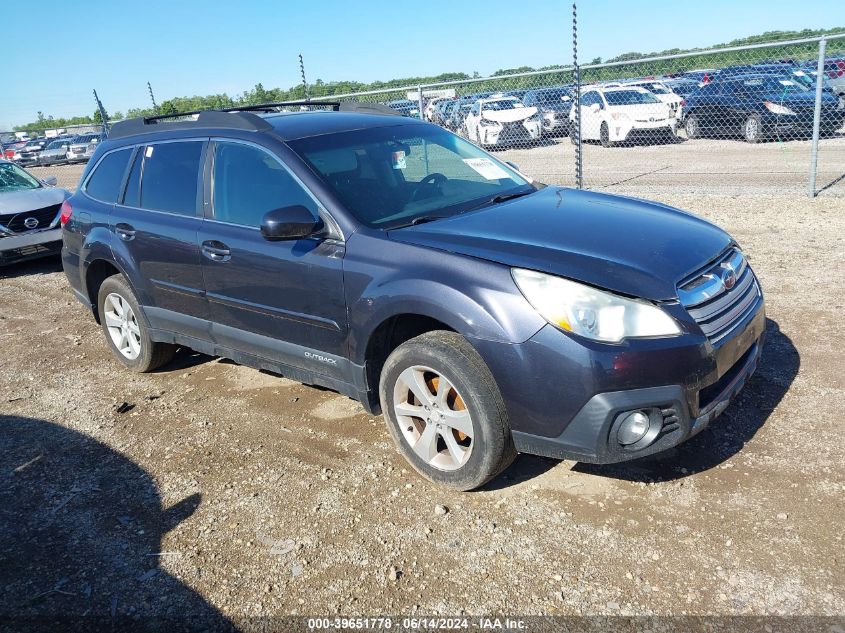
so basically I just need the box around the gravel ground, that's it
[1,165,844,630]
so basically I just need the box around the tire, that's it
[97,274,175,373]
[600,122,613,148]
[744,113,763,143]
[684,114,700,139]
[379,331,516,490]
[569,124,578,145]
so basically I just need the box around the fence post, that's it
[417,85,424,120]
[572,1,582,189]
[807,38,827,198]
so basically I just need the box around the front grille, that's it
[1,204,62,234]
[678,248,762,345]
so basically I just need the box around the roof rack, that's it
[108,100,403,139]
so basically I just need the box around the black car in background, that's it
[522,87,573,135]
[682,74,843,142]
[386,99,420,118]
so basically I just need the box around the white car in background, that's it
[423,97,449,122]
[569,86,675,147]
[621,80,684,122]
[463,96,542,148]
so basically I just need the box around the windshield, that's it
[0,162,42,193]
[604,90,661,105]
[637,83,671,94]
[482,99,522,111]
[288,125,532,229]
[536,89,571,104]
[740,77,809,93]
[46,140,67,150]
[74,134,99,144]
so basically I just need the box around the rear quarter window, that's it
[85,148,133,203]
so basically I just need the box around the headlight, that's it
[764,101,796,115]
[512,268,681,343]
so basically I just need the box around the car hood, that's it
[389,187,733,300]
[482,107,538,122]
[0,186,68,215]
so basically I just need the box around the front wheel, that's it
[379,331,516,490]
[600,122,614,147]
[97,274,175,373]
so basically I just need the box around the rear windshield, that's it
[604,90,660,105]
[740,77,809,93]
[482,99,522,111]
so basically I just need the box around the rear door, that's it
[111,139,210,340]
[197,139,348,379]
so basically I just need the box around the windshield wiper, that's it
[389,215,448,230]
[489,190,534,204]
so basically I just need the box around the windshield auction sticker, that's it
[391,150,407,170]
[462,157,509,180]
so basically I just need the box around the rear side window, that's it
[212,142,317,227]
[139,142,203,216]
[85,149,132,203]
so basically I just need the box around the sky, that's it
[2,0,840,129]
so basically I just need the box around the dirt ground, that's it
[1,162,844,630]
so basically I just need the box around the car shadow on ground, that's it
[0,415,235,632]
[0,254,63,279]
[572,318,799,483]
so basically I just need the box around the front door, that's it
[197,140,348,380]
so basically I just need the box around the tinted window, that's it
[139,141,203,215]
[604,90,660,105]
[212,142,317,227]
[85,148,132,203]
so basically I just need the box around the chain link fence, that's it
[4,34,844,197]
[312,33,845,197]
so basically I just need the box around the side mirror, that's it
[260,205,323,241]
[42,176,58,186]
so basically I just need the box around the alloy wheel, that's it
[393,365,474,471]
[103,293,141,360]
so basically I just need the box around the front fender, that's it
[344,232,546,365]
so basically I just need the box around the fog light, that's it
[617,411,651,445]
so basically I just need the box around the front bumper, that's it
[480,121,542,146]
[470,297,766,464]
[0,228,63,265]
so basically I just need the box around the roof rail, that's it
[108,100,404,139]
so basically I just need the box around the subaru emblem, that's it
[24,217,39,229]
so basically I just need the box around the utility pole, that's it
[147,81,159,113]
[299,53,310,102]
[93,89,110,137]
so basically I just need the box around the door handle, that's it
[115,223,136,241]
[201,240,231,262]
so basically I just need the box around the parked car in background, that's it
[799,56,845,99]
[2,140,26,160]
[682,74,844,142]
[621,80,684,121]
[423,97,449,122]
[570,86,675,147]
[446,97,476,132]
[431,100,454,127]
[386,99,420,118]
[67,133,103,163]
[15,138,51,167]
[682,69,718,86]
[62,105,766,490]
[0,159,70,265]
[522,87,573,135]
[37,137,76,166]
[504,89,530,103]
[663,77,701,99]
[463,96,542,147]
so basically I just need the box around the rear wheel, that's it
[97,274,175,373]
[744,113,763,143]
[379,331,516,490]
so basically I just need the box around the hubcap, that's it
[746,118,758,139]
[103,293,141,360]
[686,118,697,136]
[393,365,474,472]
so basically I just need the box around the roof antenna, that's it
[299,53,310,102]
[147,81,159,113]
